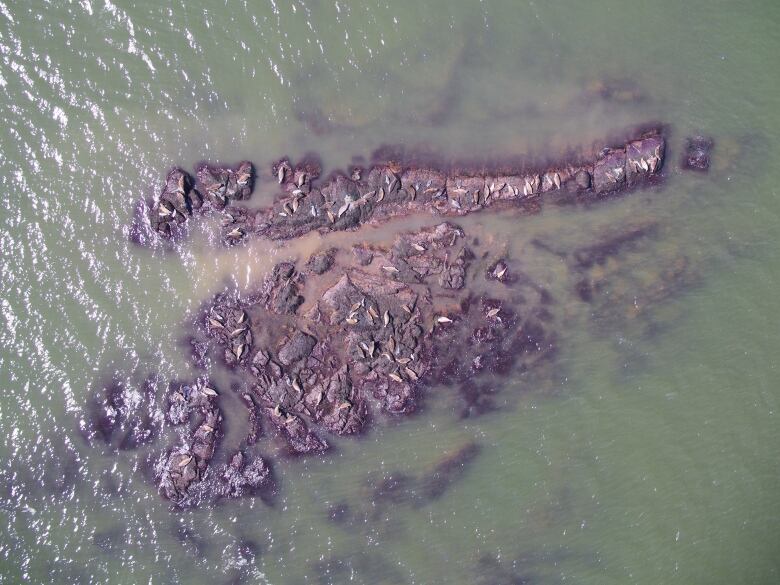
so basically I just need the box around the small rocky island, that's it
[106,127,693,508]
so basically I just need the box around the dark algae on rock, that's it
[116,126,689,508]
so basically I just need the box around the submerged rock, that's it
[681,135,713,171]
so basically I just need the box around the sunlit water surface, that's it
[1,1,779,584]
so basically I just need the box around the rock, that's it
[145,162,255,241]
[269,408,329,455]
[195,160,255,206]
[592,147,627,194]
[627,133,665,184]
[165,380,219,424]
[156,403,222,505]
[203,299,253,367]
[574,169,592,190]
[486,260,508,282]
[137,129,665,246]
[252,262,304,315]
[129,128,678,507]
[277,331,317,366]
[306,249,335,275]
[681,135,713,171]
[352,245,374,266]
[219,451,271,498]
[150,168,195,237]
[379,222,471,289]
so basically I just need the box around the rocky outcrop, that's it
[193,219,557,458]
[244,131,664,245]
[150,168,199,238]
[155,380,272,508]
[118,125,699,510]
[136,129,665,245]
[149,161,254,238]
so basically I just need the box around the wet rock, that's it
[583,77,645,104]
[219,451,271,498]
[84,376,159,451]
[327,501,352,524]
[473,553,537,585]
[92,527,124,553]
[188,337,210,368]
[240,393,263,445]
[428,293,555,387]
[681,135,713,171]
[268,407,329,455]
[306,249,336,275]
[371,473,416,506]
[364,442,481,512]
[351,244,374,266]
[458,380,500,419]
[567,220,700,339]
[592,147,627,194]
[196,160,255,207]
[253,262,304,315]
[150,168,195,237]
[277,331,317,366]
[486,259,509,283]
[85,379,125,444]
[380,222,472,289]
[156,405,222,505]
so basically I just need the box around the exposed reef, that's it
[149,161,254,239]
[187,220,557,463]
[115,126,689,508]
[155,379,272,508]
[139,129,664,246]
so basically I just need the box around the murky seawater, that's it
[1,1,779,583]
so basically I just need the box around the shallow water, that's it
[1,1,780,583]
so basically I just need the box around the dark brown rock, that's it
[156,386,222,506]
[592,148,627,194]
[277,331,317,366]
[306,249,336,275]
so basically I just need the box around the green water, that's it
[1,1,779,583]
